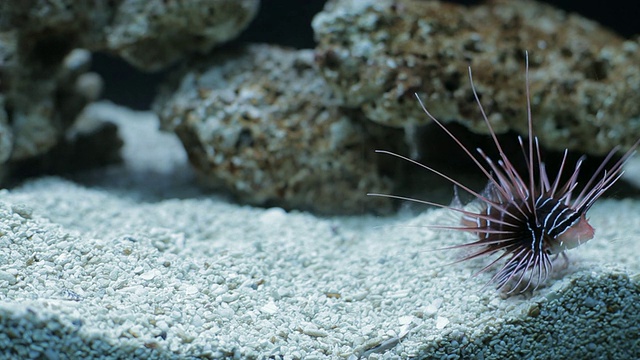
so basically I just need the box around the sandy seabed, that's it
[0,102,638,359]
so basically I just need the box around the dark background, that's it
[91,0,640,111]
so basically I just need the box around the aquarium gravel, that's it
[0,103,638,359]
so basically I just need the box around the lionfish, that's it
[369,52,639,293]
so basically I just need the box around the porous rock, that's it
[106,0,260,71]
[0,12,109,179]
[0,0,258,181]
[0,0,259,71]
[0,36,108,166]
[313,0,640,155]
[155,44,400,214]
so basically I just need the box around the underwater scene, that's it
[0,0,639,359]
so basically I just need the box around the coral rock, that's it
[106,0,260,71]
[0,0,258,181]
[155,45,399,214]
[0,0,259,71]
[313,0,640,155]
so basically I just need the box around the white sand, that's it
[0,102,638,359]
